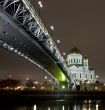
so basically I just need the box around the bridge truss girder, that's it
[0,0,70,87]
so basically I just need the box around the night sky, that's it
[0,0,105,82]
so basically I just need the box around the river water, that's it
[0,99,104,110]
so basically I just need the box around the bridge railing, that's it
[21,0,67,68]
[21,0,48,36]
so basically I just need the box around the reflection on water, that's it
[0,100,104,110]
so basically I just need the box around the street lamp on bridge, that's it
[50,25,55,36]
[57,40,60,44]
[37,1,43,16]
[38,1,43,8]
[50,25,54,31]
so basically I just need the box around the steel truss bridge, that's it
[0,0,69,89]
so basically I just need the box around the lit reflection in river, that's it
[0,100,104,110]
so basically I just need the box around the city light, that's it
[44,76,47,79]
[10,47,14,51]
[62,85,65,89]
[34,105,37,110]
[26,77,29,81]
[48,107,51,110]
[96,104,99,110]
[14,49,18,53]
[9,74,12,78]
[32,87,36,89]
[17,51,21,55]
[34,81,38,84]
[62,105,65,110]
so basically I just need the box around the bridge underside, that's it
[0,11,68,88]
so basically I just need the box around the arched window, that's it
[86,74,87,78]
[74,59,75,63]
[91,75,92,79]
[68,59,70,64]
[77,59,78,63]
[71,59,72,63]
[80,73,81,78]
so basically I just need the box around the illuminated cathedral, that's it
[66,47,95,87]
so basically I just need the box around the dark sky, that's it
[0,0,105,82]
[0,48,49,81]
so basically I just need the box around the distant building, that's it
[66,47,95,88]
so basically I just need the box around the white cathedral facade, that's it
[66,47,95,86]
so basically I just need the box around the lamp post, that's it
[44,76,48,89]
[96,75,99,79]
[37,1,43,16]
[57,39,60,44]
[50,26,54,31]
[96,75,99,81]
[56,39,61,51]
[38,1,43,8]
[50,26,61,46]
[50,25,54,36]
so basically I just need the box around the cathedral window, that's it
[80,73,81,78]
[71,59,72,63]
[69,60,70,64]
[85,74,87,78]
[85,62,86,65]
[77,59,78,63]
[91,75,92,79]
[74,59,75,63]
